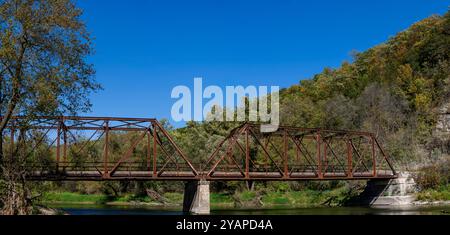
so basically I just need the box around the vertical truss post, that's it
[56,121,61,171]
[283,129,288,178]
[147,129,151,172]
[103,121,109,177]
[264,137,270,172]
[63,125,67,169]
[10,120,14,162]
[347,137,353,177]
[324,139,328,174]
[152,123,157,177]
[317,131,322,179]
[372,135,376,177]
[245,126,250,179]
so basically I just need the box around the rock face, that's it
[435,102,450,137]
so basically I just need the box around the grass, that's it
[42,192,111,204]
[42,191,190,205]
[416,185,450,201]
[42,192,158,204]
[211,193,233,204]
[114,194,154,203]
[42,188,347,207]
[262,192,290,204]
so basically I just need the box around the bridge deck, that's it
[26,170,397,181]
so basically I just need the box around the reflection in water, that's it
[53,204,450,215]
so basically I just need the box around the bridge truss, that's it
[202,123,396,180]
[1,116,396,181]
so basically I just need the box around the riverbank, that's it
[41,187,352,209]
[41,185,450,210]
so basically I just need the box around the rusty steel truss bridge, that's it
[1,116,397,181]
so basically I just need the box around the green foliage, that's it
[42,192,109,204]
[172,121,241,164]
[0,0,100,118]
[262,192,291,205]
[0,0,100,214]
[275,182,290,193]
[280,10,450,166]
[163,192,183,203]
[238,191,256,201]
[416,185,450,201]
[115,194,154,203]
[260,187,353,206]
[211,193,234,204]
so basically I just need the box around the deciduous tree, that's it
[0,0,100,214]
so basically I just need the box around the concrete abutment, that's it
[348,172,417,206]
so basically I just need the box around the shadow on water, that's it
[51,204,450,215]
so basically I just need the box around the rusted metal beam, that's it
[316,131,323,179]
[245,126,250,179]
[56,123,61,171]
[347,138,353,177]
[153,123,157,177]
[103,121,109,177]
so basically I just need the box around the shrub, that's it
[163,192,183,203]
[416,185,450,201]
[275,182,290,192]
[414,165,443,190]
[239,191,256,201]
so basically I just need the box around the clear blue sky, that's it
[77,0,448,127]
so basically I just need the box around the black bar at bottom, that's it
[0,215,446,234]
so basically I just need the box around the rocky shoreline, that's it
[412,200,450,206]
[35,206,69,215]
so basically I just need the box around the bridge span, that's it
[2,116,397,214]
[2,116,396,181]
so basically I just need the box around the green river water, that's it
[51,204,450,215]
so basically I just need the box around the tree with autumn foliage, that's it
[0,0,100,214]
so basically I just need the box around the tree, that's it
[0,0,100,214]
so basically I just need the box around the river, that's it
[51,204,450,215]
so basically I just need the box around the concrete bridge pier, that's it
[183,180,210,214]
[348,172,417,206]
